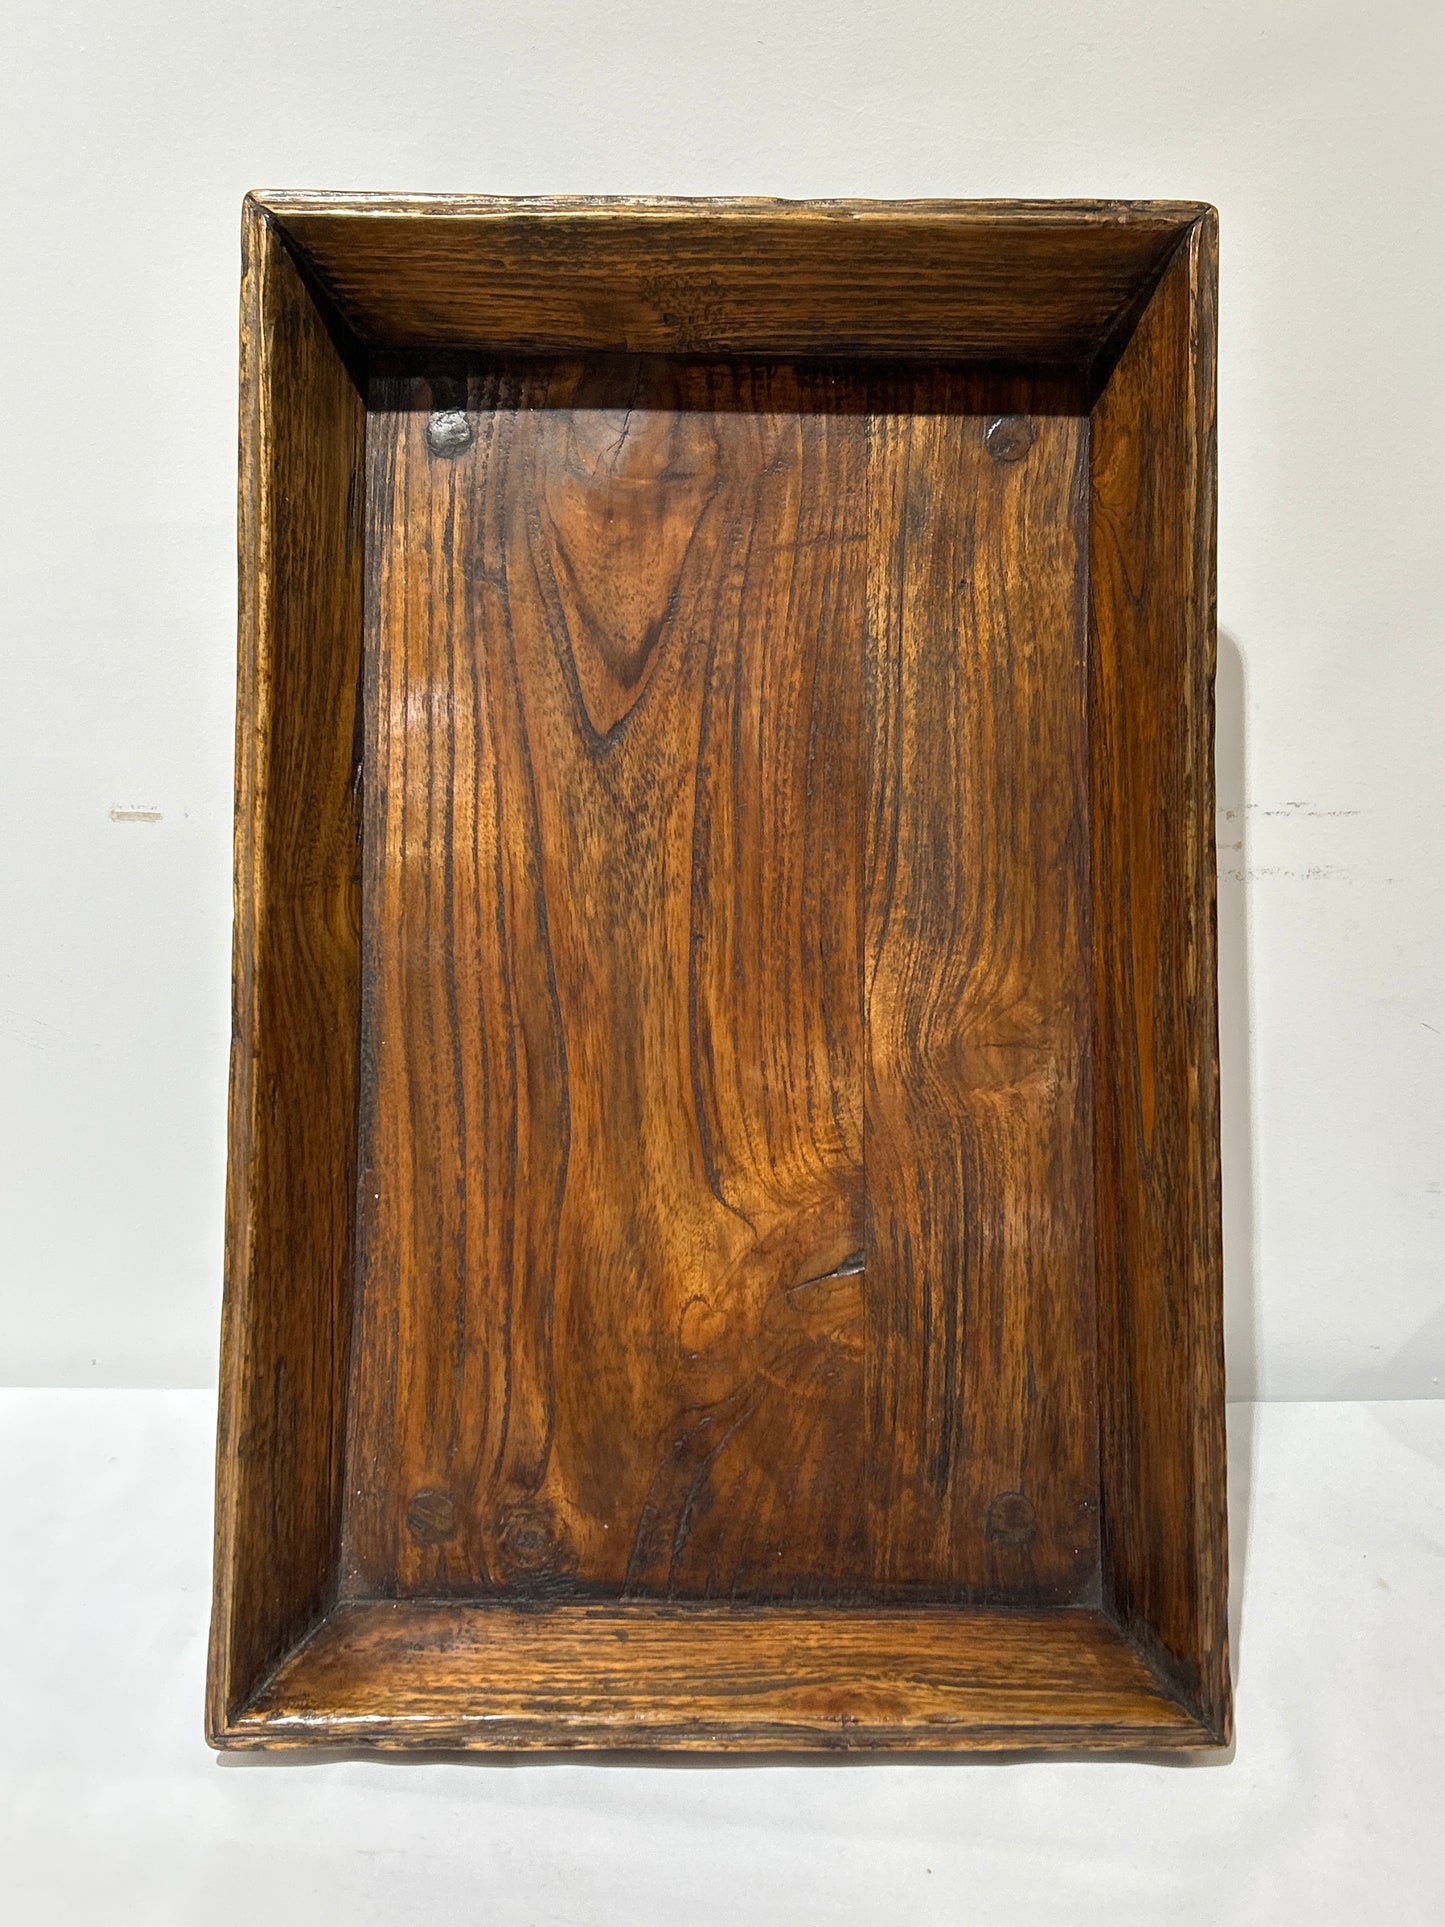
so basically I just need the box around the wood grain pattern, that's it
[1090,215,1229,1740]
[343,362,1100,1611]
[347,358,869,1602]
[255,195,1203,363]
[864,376,1097,1602]
[208,203,365,1733]
[230,1601,1210,1752]
[208,196,1228,1753]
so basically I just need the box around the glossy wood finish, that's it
[864,373,1098,1601]
[208,203,364,1735]
[232,1602,1211,1752]
[348,358,873,1605]
[210,195,1227,1753]
[1090,213,1229,1735]
[343,363,1101,1612]
[258,195,1203,362]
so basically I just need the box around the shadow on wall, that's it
[1332,1304,1445,1398]
[1216,628,1260,1690]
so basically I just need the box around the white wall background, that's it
[1,0,1441,1396]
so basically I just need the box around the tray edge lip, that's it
[244,189,1217,229]
[207,189,272,1747]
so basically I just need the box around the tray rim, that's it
[246,189,1214,220]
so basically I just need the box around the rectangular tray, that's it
[209,195,1228,1752]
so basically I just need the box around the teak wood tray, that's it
[209,194,1228,1754]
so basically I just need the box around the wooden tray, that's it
[208,195,1228,1753]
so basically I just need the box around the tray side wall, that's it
[1089,214,1230,1739]
[223,1600,1210,1752]
[207,203,367,1735]
[262,197,1201,362]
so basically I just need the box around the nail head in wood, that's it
[985,415,1037,462]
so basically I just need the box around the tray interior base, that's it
[346,356,1101,1612]
[224,1601,1211,1752]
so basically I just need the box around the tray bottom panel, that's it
[344,357,1101,1610]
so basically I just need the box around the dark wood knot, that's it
[986,1490,1037,1546]
[405,1487,457,1543]
[497,1503,577,1583]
